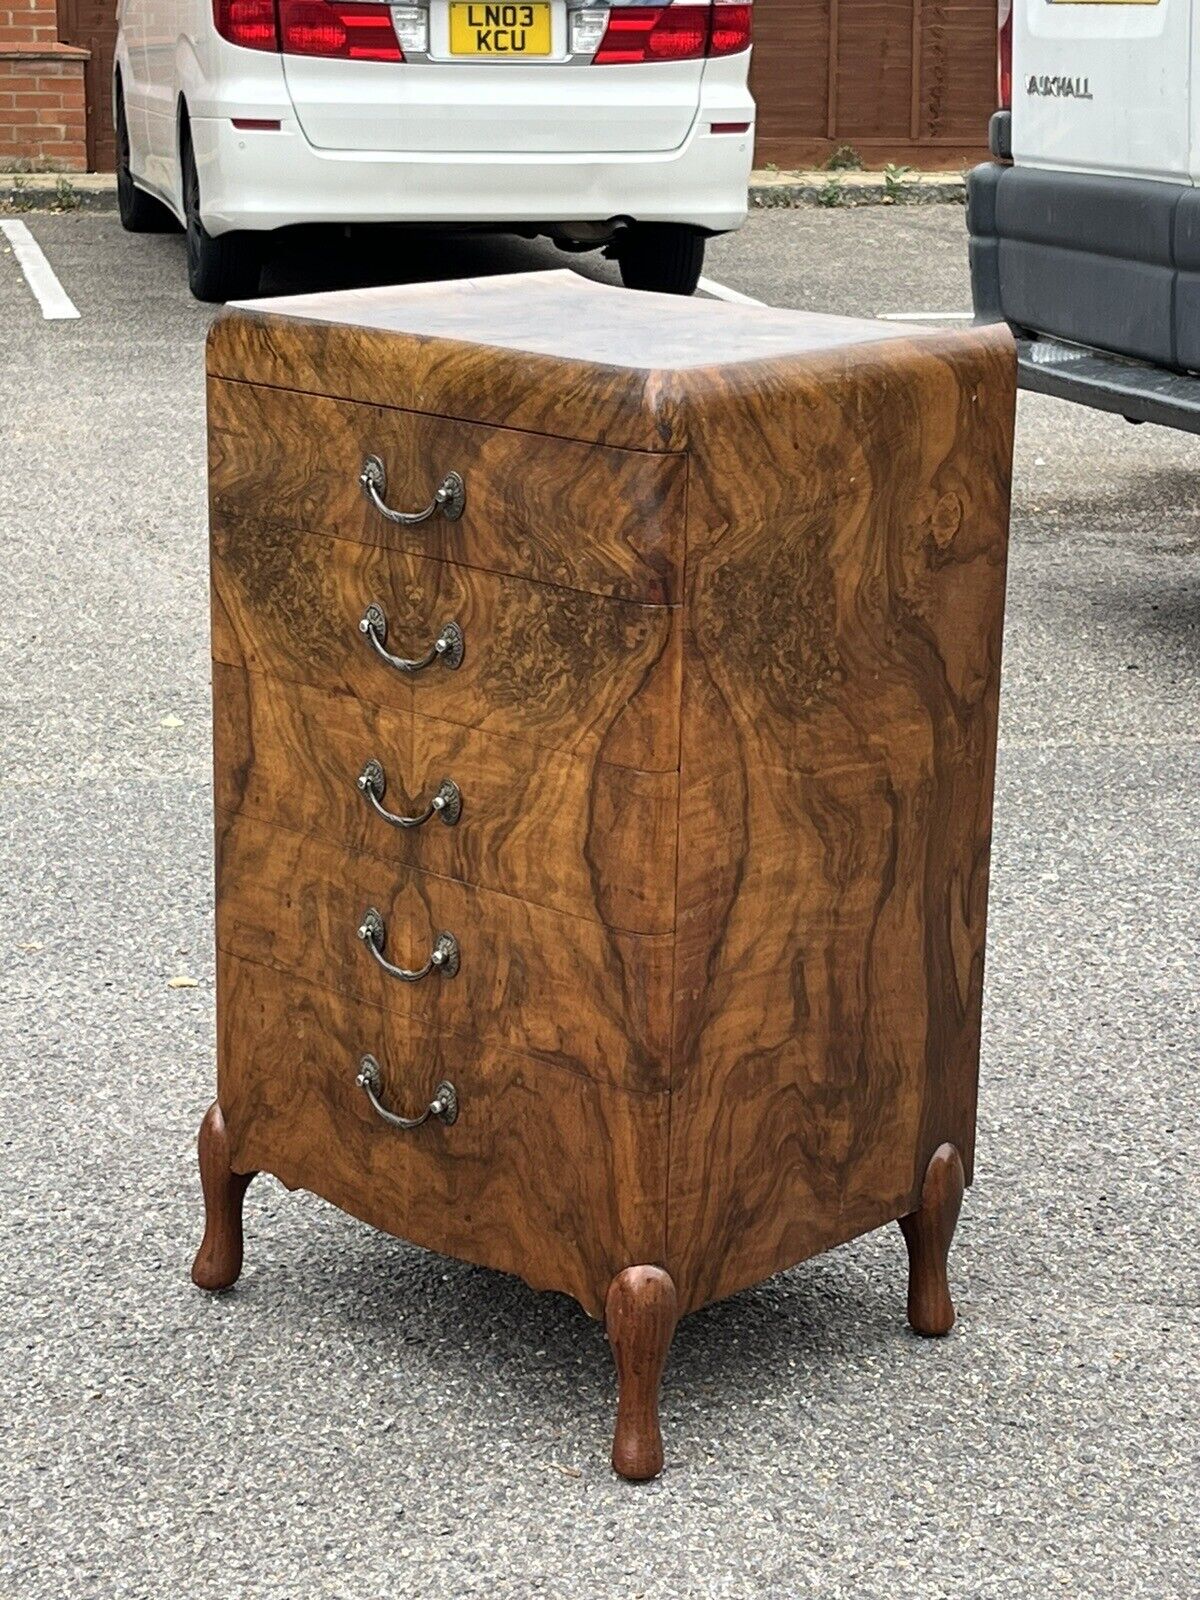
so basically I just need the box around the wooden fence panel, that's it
[917,0,997,141]
[750,0,993,169]
[834,0,915,140]
[750,0,831,152]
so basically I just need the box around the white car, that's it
[113,0,755,302]
[969,0,1200,433]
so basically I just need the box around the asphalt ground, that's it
[1,210,1197,1599]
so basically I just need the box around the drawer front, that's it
[208,378,685,604]
[216,811,673,1093]
[211,518,680,773]
[213,664,676,937]
[218,954,667,1318]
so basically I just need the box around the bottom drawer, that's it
[217,954,667,1317]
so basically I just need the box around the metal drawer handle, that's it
[357,760,462,829]
[357,907,460,982]
[359,455,465,525]
[359,603,465,675]
[356,1055,459,1129]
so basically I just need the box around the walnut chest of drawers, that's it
[193,271,1015,1480]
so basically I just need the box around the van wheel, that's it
[115,83,178,234]
[181,127,262,304]
[617,224,705,296]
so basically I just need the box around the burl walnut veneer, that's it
[195,271,1015,1480]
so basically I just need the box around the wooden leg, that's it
[191,1101,254,1291]
[898,1142,966,1336]
[605,1265,677,1482]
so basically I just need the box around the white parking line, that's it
[0,220,80,320]
[697,285,975,323]
[878,311,974,322]
[697,275,765,307]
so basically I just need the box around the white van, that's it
[968,0,1200,432]
[112,0,755,303]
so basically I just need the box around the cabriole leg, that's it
[605,1265,677,1481]
[898,1142,966,1336]
[191,1101,254,1291]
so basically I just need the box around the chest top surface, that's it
[229,270,915,371]
[207,270,972,450]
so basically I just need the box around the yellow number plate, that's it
[449,2,552,55]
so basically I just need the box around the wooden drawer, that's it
[212,664,676,937]
[211,518,680,773]
[208,378,686,604]
[218,954,666,1318]
[216,812,673,1094]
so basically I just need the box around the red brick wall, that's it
[0,0,61,47]
[0,0,90,172]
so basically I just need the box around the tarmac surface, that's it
[1,209,1197,1598]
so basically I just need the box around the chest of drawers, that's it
[192,271,1015,1480]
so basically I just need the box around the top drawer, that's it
[207,379,686,605]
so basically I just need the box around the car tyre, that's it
[181,125,262,304]
[115,82,178,234]
[616,224,706,296]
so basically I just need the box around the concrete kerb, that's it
[0,168,968,215]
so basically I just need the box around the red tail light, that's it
[997,0,1012,108]
[594,5,706,61]
[278,0,404,59]
[594,1,751,64]
[709,1,752,56]
[213,0,278,51]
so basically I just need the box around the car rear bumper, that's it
[967,160,1200,372]
[190,111,753,236]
